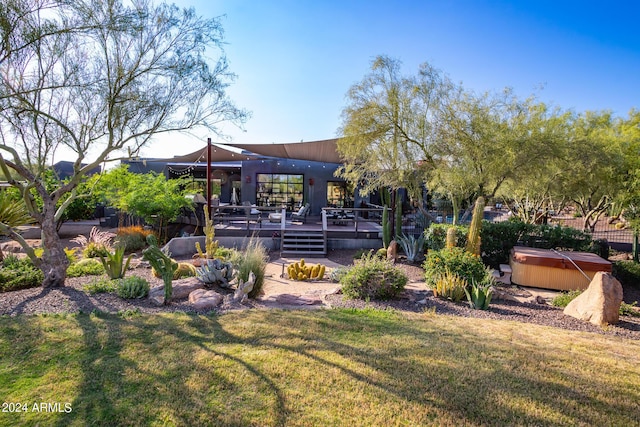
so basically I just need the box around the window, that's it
[327,181,350,207]
[256,174,303,211]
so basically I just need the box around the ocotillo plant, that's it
[143,235,178,304]
[465,196,485,256]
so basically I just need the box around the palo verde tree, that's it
[0,0,247,286]
[336,55,455,233]
[432,89,570,222]
[554,111,625,232]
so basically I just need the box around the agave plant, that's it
[396,233,426,263]
[465,279,493,310]
[196,258,235,287]
[99,246,133,279]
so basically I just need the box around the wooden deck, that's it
[212,215,382,239]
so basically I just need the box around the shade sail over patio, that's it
[223,138,342,164]
[159,144,261,163]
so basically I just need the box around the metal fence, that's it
[398,210,634,251]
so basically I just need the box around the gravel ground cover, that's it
[1,245,639,340]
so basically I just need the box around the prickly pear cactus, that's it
[287,259,326,281]
[196,258,235,287]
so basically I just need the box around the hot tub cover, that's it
[510,246,612,272]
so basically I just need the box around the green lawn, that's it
[1,309,639,426]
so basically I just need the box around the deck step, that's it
[494,263,512,285]
[281,230,326,256]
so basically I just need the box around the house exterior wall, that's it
[122,157,367,216]
[240,158,349,216]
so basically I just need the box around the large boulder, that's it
[189,289,223,310]
[148,277,204,305]
[171,277,205,299]
[563,272,623,326]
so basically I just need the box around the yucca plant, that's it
[432,269,467,302]
[99,246,133,279]
[396,233,426,263]
[465,279,493,310]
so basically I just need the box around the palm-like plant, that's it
[0,192,35,262]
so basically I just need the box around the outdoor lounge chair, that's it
[243,201,262,227]
[291,203,310,223]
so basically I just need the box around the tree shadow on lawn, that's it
[55,310,285,427]
[16,308,635,426]
[177,310,640,426]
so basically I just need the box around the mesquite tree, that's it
[0,0,246,286]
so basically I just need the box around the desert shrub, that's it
[83,242,111,259]
[340,252,408,300]
[0,255,43,292]
[424,247,488,290]
[612,261,640,289]
[67,258,104,277]
[424,224,468,251]
[620,302,640,317]
[329,266,349,283]
[352,248,373,260]
[83,277,118,294]
[115,225,155,253]
[208,246,237,261]
[551,290,583,307]
[231,236,268,298]
[116,276,149,299]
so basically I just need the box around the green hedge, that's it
[612,261,640,289]
[424,221,595,269]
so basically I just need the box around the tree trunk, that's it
[40,202,69,287]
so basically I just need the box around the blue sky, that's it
[143,0,640,159]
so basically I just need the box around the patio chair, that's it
[291,203,310,223]
[243,201,262,227]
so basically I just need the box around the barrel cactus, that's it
[287,259,326,281]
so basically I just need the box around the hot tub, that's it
[509,246,612,291]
